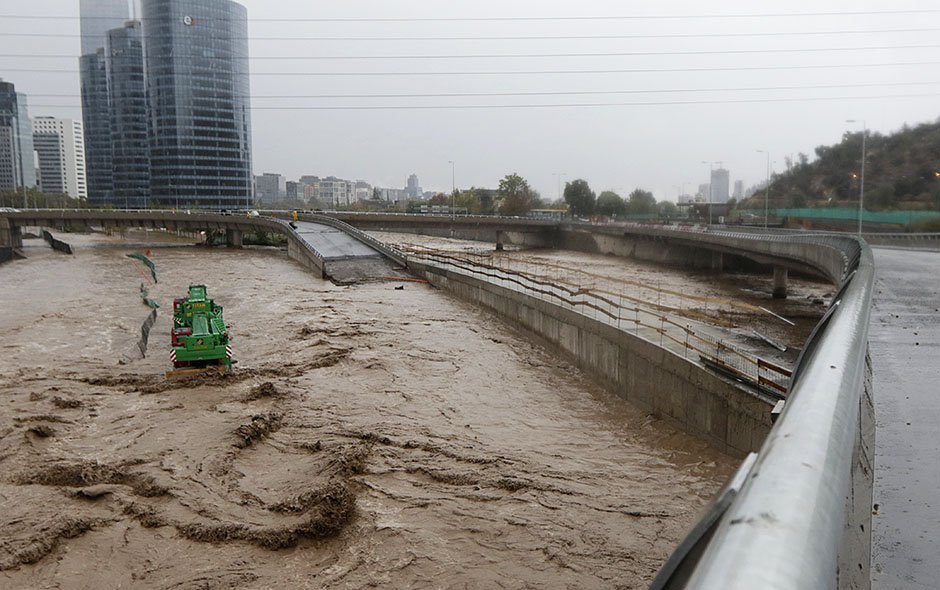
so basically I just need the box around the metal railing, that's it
[398,228,873,590]
[406,247,792,399]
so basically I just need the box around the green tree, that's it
[596,191,626,216]
[625,188,657,215]
[564,179,595,216]
[658,201,679,217]
[498,173,538,216]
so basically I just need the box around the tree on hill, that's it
[564,179,595,216]
[596,191,625,216]
[768,118,940,211]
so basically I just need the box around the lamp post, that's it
[846,119,866,237]
[757,150,771,229]
[554,172,567,202]
[448,160,455,216]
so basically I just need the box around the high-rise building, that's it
[80,0,132,55]
[32,117,88,200]
[107,21,150,208]
[142,0,253,209]
[710,168,730,204]
[80,50,114,205]
[406,174,422,198]
[254,173,286,203]
[733,180,744,200]
[0,80,37,192]
[80,0,130,206]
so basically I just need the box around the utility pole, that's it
[757,150,771,229]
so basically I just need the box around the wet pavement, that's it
[870,247,940,590]
[0,232,736,589]
[293,221,381,260]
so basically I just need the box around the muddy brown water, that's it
[0,232,739,589]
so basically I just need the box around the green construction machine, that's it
[168,285,233,378]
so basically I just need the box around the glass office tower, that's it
[80,51,114,205]
[80,0,130,206]
[0,81,37,192]
[107,21,150,208]
[142,0,253,209]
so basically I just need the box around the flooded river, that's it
[0,232,736,589]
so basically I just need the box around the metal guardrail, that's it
[397,226,874,590]
[406,247,791,398]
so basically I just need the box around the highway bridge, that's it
[2,208,932,589]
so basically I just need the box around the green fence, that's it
[774,208,940,225]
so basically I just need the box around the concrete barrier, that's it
[41,230,73,255]
[409,259,772,457]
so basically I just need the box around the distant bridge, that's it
[0,209,405,283]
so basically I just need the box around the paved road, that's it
[870,247,940,590]
[293,221,380,260]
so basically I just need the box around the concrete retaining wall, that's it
[410,260,772,457]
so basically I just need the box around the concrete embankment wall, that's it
[409,260,772,457]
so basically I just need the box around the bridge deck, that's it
[293,221,381,260]
[870,247,940,589]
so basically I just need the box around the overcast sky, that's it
[2,0,939,200]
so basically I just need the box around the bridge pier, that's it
[226,229,243,249]
[495,230,504,251]
[773,266,788,299]
[0,218,21,249]
[711,251,724,271]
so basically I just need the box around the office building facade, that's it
[107,21,150,208]
[80,0,132,55]
[254,173,286,203]
[79,0,130,206]
[142,0,253,208]
[710,168,730,204]
[0,80,37,192]
[32,117,88,200]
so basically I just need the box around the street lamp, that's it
[554,172,567,201]
[846,119,866,237]
[757,150,771,229]
[447,160,456,215]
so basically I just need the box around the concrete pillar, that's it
[495,230,504,251]
[711,251,724,271]
[226,229,243,248]
[773,266,789,299]
[12,226,22,249]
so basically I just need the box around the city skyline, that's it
[2,1,938,201]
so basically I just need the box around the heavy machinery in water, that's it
[168,285,233,378]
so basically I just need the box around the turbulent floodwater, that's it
[0,232,737,589]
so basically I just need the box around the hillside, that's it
[751,118,940,212]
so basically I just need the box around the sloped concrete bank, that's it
[409,259,772,457]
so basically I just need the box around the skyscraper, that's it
[406,173,422,198]
[710,168,731,204]
[107,21,150,208]
[0,80,37,192]
[32,117,88,200]
[142,0,253,208]
[80,0,130,206]
[80,0,133,55]
[80,51,113,205]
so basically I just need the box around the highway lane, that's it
[870,247,940,589]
